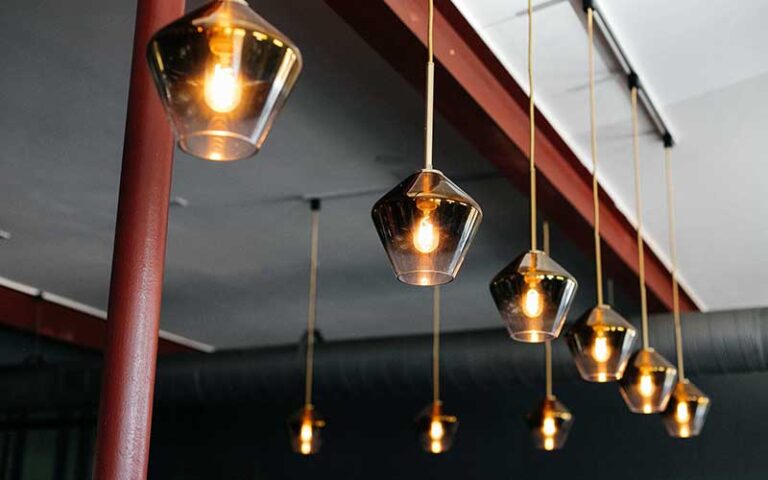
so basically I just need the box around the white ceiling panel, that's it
[452,0,768,310]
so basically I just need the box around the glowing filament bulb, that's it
[430,440,443,454]
[521,285,544,318]
[676,401,690,423]
[638,373,655,398]
[430,419,444,441]
[541,416,557,437]
[679,424,691,438]
[592,335,611,363]
[300,421,313,442]
[298,420,313,455]
[413,215,439,253]
[205,63,241,113]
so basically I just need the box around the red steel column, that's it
[93,0,185,479]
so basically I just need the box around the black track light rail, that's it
[579,0,675,146]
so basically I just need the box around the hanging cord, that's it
[304,199,321,407]
[587,7,603,306]
[527,0,538,251]
[424,0,435,170]
[432,285,441,404]
[630,86,650,349]
[665,146,685,379]
[543,221,553,399]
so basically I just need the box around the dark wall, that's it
[147,371,764,480]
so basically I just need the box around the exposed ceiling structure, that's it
[451,0,768,311]
[1,1,767,478]
[1,0,763,352]
[0,0,643,350]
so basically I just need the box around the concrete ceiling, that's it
[451,0,768,311]
[0,0,639,349]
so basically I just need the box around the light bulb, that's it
[300,421,313,442]
[675,401,690,423]
[430,419,444,441]
[430,440,443,454]
[541,416,557,437]
[521,285,544,318]
[638,373,655,398]
[679,424,690,438]
[592,335,611,363]
[205,63,241,112]
[204,30,244,113]
[413,215,440,254]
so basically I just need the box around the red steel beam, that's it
[92,0,185,478]
[325,0,697,313]
[0,282,200,354]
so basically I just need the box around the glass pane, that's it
[619,348,678,414]
[526,397,574,451]
[415,402,459,454]
[662,380,710,438]
[566,305,638,382]
[490,250,578,342]
[372,170,482,286]
[148,0,302,161]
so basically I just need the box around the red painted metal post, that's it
[92,0,185,478]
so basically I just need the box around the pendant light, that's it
[489,0,577,343]
[566,6,637,382]
[618,81,677,414]
[526,222,574,451]
[148,0,302,161]
[660,138,711,437]
[416,287,458,454]
[371,0,483,287]
[288,199,326,455]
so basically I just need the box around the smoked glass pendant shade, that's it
[490,250,578,342]
[371,169,482,286]
[416,402,458,454]
[526,396,573,451]
[619,348,677,414]
[147,0,302,161]
[662,380,710,438]
[566,305,638,382]
[288,405,325,455]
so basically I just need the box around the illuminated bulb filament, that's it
[521,286,544,318]
[676,401,691,423]
[430,419,444,441]
[541,416,557,437]
[205,63,242,113]
[638,373,655,398]
[300,421,313,442]
[298,420,313,455]
[592,335,611,363]
[430,440,443,454]
[413,215,440,253]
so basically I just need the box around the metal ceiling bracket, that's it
[577,0,675,145]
